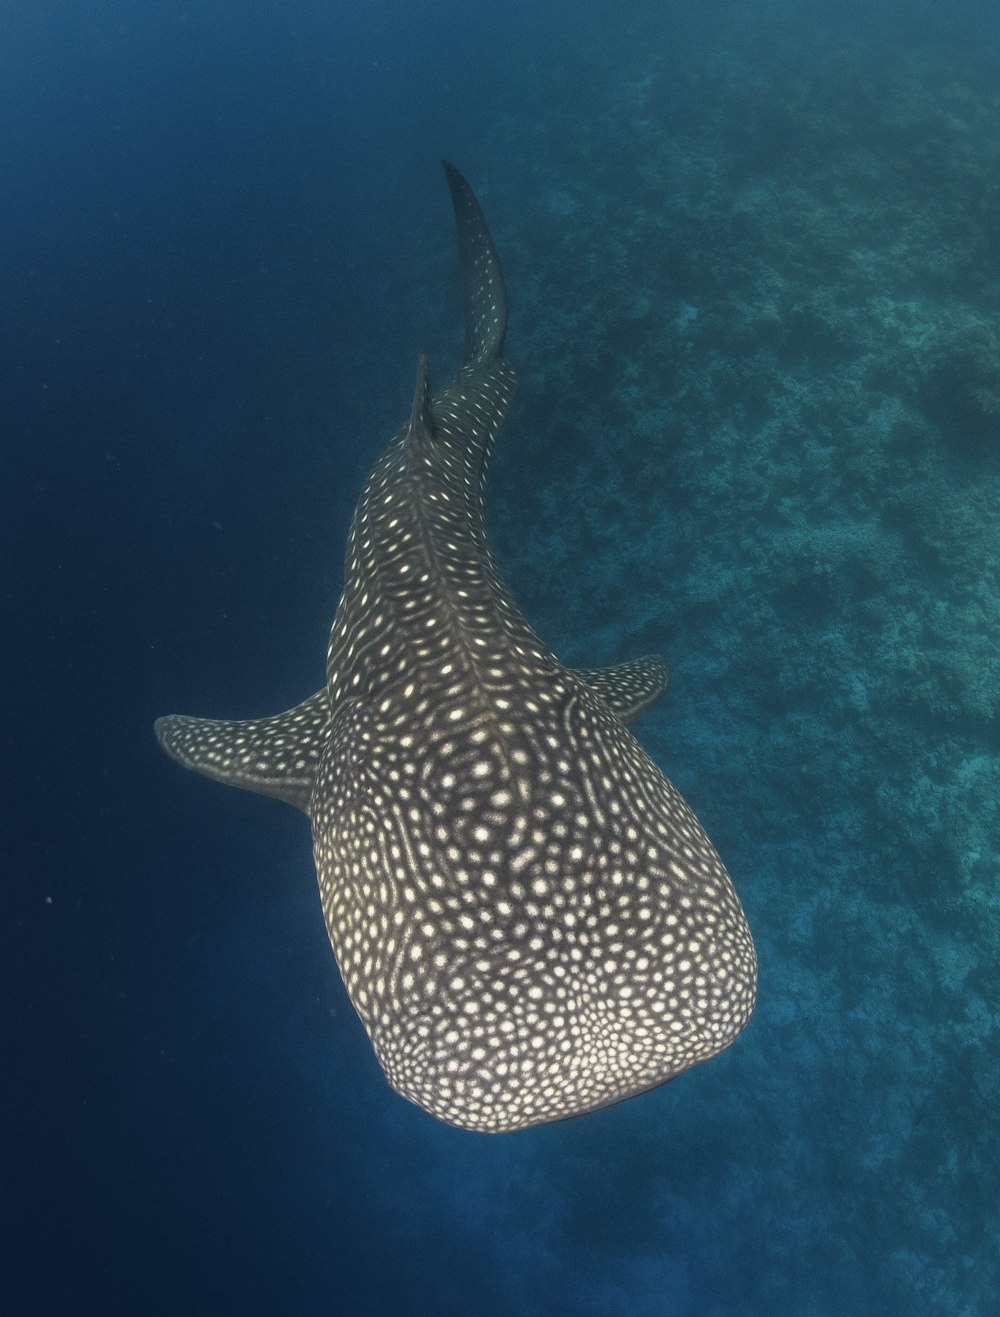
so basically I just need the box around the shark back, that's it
[155,164,755,1133]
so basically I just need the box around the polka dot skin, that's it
[155,163,756,1132]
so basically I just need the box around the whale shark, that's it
[155,163,756,1133]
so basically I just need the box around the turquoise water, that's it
[6,2,997,1312]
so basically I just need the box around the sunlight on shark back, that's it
[155,162,756,1132]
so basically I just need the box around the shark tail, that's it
[442,160,508,367]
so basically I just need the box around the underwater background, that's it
[5,0,998,1312]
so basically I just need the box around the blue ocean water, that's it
[5,0,998,1312]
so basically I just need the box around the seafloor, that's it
[390,31,998,1315]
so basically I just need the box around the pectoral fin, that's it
[155,689,330,813]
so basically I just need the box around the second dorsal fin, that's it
[402,352,435,463]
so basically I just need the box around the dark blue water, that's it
[6,1,998,1312]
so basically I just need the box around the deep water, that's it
[5,1,999,1313]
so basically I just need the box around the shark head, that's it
[155,162,756,1132]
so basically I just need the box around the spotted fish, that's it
[155,163,756,1133]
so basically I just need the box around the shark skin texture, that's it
[155,162,757,1133]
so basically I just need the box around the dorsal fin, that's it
[402,352,435,464]
[154,689,331,814]
[571,655,670,725]
[442,160,508,366]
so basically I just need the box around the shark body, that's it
[156,164,756,1133]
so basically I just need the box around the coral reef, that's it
[465,29,1000,1314]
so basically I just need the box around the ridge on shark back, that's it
[155,162,756,1133]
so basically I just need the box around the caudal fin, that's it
[442,160,508,366]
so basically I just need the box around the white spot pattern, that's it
[155,164,757,1133]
